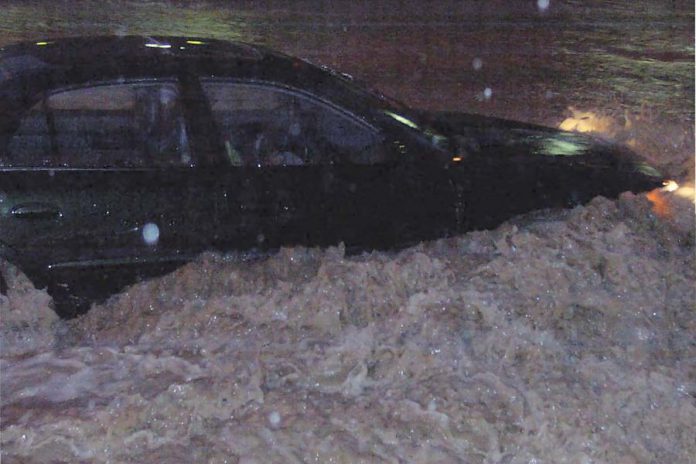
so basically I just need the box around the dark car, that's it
[0,36,663,316]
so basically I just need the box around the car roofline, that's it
[0,35,268,65]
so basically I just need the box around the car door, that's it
[0,78,226,314]
[198,78,457,252]
[198,79,327,249]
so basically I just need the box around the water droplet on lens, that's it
[268,410,281,427]
[143,223,159,245]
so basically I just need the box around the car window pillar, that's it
[42,93,59,162]
[178,72,226,166]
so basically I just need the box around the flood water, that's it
[1,1,695,463]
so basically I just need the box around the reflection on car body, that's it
[0,36,664,316]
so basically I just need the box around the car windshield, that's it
[315,62,409,112]
[342,76,408,112]
[299,62,453,148]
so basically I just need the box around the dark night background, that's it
[1,0,693,127]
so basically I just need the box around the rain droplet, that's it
[472,57,483,71]
[537,0,550,12]
[142,222,159,245]
[483,87,493,100]
[268,410,281,427]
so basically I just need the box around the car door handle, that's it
[10,202,62,219]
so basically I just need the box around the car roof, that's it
[0,35,323,93]
[0,35,267,67]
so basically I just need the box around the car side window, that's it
[4,81,191,168]
[201,80,383,167]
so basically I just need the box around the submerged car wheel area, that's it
[0,36,664,317]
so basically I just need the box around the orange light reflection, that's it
[646,189,671,218]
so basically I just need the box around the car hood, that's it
[412,110,663,180]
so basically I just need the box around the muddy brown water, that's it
[1,1,695,463]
